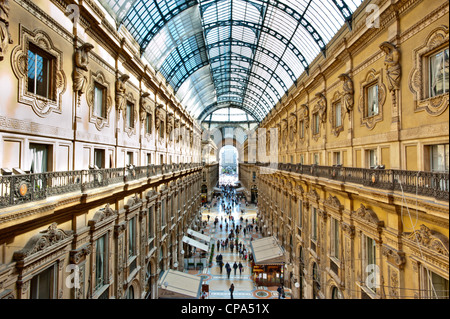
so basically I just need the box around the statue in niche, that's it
[301,104,310,129]
[73,43,94,96]
[315,92,327,125]
[289,113,297,142]
[140,92,151,122]
[339,73,354,114]
[380,41,401,105]
[0,0,12,62]
[115,74,130,114]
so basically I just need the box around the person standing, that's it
[229,283,235,299]
[238,262,243,276]
[226,262,231,279]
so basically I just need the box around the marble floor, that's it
[184,195,291,300]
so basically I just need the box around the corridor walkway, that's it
[184,191,292,300]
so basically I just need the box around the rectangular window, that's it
[128,217,136,258]
[126,152,133,166]
[94,83,106,118]
[147,153,152,165]
[30,264,56,299]
[430,144,449,172]
[126,102,134,128]
[148,206,154,240]
[300,154,304,165]
[299,120,304,138]
[161,199,166,226]
[429,48,449,97]
[364,235,377,292]
[95,234,107,291]
[331,218,339,259]
[145,113,152,134]
[334,101,342,127]
[333,152,341,166]
[94,149,104,169]
[421,269,449,299]
[298,200,303,229]
[311,207,317,241]
[367,149,378,168]
[314,153,319,165]
[159,121,165,138]
[27,44,54,100]
[29,143,50,173]
[367,83,379,117]
[313,113,320,134]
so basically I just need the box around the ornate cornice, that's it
[13,223,74,261]
[404,224,449,257]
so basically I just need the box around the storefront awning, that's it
[158,269,203,299]
[187,228,211,243]
[250,236,285,265]
[182,236,209,252]
[236,187,245,193]
[213,187,222,192]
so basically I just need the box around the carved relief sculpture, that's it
[73,43,94,98]
[380,41,401,106]
[281,118,288,145]
[301,104,310,129]
[115,74,130,115]
[289,113,297,143]
[339,73,354,114]
[0,0,13,61]
[315,92,327,125]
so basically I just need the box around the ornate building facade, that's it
[241,0,449,299]
[0,0,208,299]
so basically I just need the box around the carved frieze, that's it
[404,224,449,257]
[13,223,74,260]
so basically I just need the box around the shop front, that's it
[250,236,285,287]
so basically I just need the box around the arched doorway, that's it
[219,145,239,186]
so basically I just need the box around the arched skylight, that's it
[99,0,364,123]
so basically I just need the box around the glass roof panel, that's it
[99,0,364,123]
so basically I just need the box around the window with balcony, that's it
[94,149,105,169]
[126,101,135,129]
[29,143,51,173]
[367,149,378,168]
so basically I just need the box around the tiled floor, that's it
[185,196,291,300]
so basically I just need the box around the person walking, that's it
[233,262,238,276]
[238,262,243,276]
[277,285,285,299]
[229,283,235,299]
[226,263,232,279]
[218,260,224,274]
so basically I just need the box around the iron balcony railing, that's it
[0,163,203,209]
[253,162,449,202]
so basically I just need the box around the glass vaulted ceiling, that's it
[100,0,364,123]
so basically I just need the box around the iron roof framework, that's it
[100,0,363,123]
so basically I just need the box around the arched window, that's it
[331,286,343,299]
[127,286,134,299]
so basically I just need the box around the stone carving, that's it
[324,195,342,210]
[281,118,288,144]
[0,0,13,61]
[339,73,354,114]
[73,43,94,97]
[140,92,152,123]
[300,104,310,129]
[69,244,92,264]
[88,204,117,226]
[404,224,449,256]
[352,204,384,227]
[13,223,74,260]
[315,92,327,125]
[382,245,406,269]
[289,113,297,142]
[115,74,130,114]
[167,113,174,141]
[86,71,112,130]
[380,42,401,96]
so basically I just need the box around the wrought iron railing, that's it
[253,162,449,202]
[0,163,203,209]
